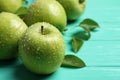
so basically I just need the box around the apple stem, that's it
[41,26,44,35]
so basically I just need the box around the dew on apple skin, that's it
[0,41,2,44]
[0,42,2,48]
[22,39,25,43]
[23,44,26,47]
[31,41,34,44]
[5,38,8,42]
[37,47,39,51]
[0,44,4,48]
[25,33,28,36]
[9,35,12,38]
[28,38,31,41]
[21,45,24,49]
[36,56,41,60]
[47,61,51,64]
[27,47,30,50]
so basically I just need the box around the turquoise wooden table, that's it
[0,0,120,80]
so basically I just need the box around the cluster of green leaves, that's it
[61,18,99,68]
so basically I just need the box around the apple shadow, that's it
[67,20,77,24]
[91,29,100,32]
[15,64,54,80]
[0,58,17,67]
[67,17,82,25]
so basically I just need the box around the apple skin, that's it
[24,0,67,32]
[0,0,22,13]
[57,0,86,21]
[0,12,28,60]
[19,22,65,74]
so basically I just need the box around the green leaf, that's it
[15,7,27,18]
[72,27,91,40]
[61,55,86,68]
[72,37,83,53]
[80,18,100,31]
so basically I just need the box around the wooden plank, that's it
[64,0,120,41]
[1,65,120,80]
[64,26,120,41]
[77,41,120,66]
[1,0,120,80]
[57,67,120,80]
[65,40,120,66]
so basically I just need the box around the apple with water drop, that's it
[0,0,22,13]
[24,0,67,32]
[0,12,28,60]
[19,22,65,74]
[57,0,86,20]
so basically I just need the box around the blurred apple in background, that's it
[0,0,22,13]
[57,0,86,21]
[24,0,67,32]
[0,12,28,60]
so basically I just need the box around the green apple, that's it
[24,0,67,32]
[57,0,86,20]
[0,12,28,60]
[0,0,22,13]
[19,22,65,74]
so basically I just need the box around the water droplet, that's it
[37,47,40,51]
[27,47,30,50]
[5,38,8,41]
[28,38,31,41]
[23,44,26,47]
[9,35,12,38]
[48,61,51,64]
